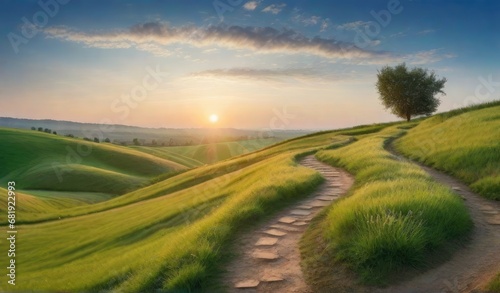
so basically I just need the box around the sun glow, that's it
[209,114,219,123]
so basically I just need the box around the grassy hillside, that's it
[1,102,495,292]
[131,138,281,167]
[0,130,359,292]
[395,101,500,200]
[305,126,472,286]
[394,101,500,291]
[0,128,186,196]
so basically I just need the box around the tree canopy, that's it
[376,63,446,121]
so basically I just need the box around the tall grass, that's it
[0,132,354,291]
[0,152,323,292]
[395,103,500,200]
[315,127,472,284]
[0,127,185,195]
[132,138,280,166]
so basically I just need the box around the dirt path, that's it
[223,155,354,293]
[381,143,500,293]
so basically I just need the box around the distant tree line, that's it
[30,126,110,143]
[31,126,57,135]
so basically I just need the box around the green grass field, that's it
[395,101,500,200]
[307,126,472,285]
[131,137,282,167]
[0,102,498,292]
[0,128,186,197]
[0,130,354,292]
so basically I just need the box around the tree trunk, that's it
[406,113,411,122]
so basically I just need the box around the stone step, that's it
[278,216,297,224]
[263,229,287,237]
[252,250,280,260]
[261,274,284,283]
[292,221,308,226]
[270,224,300,232]
[290,209,312,216]
[309,200,330,207]
[297,205,313,210]
[255,237,279,246]
[316,195,338,201]
[235,279,260,289]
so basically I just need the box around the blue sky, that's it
[0,0,499,129]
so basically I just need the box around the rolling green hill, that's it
[131,138,281,167]
[0,102,498,292]
[0,128,186,197]
[395,101,500,200]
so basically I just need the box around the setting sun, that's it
[209,114,218,123]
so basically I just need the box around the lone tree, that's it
[376,63,446,121]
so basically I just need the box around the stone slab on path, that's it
[255,237,279,246]
[309,200,330,207]
[290,209,312,216]
[252,250,280,260]
[297,205,313,210]
[292,221,308,226]
[263,229,287,237]
[278,216,297,224]
[270,224,300,232]
[235,279,260,289]
[261,274,285,283]
[316,195,337,201]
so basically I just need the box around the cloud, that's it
[405,49,456,65]
[44,22,451,65]
[188,66,358,84]
[189,67,322,82]
[320,19,330,32]
[390,32,407,38]
[262,3,286,14]
[336,21,371,31]
[291,9,330,32]
[43,22,385,60]
[417,29,436,35]
[243,1,260,11]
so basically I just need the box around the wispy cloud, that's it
[291,9,331,32]
[404,49,456,65]
[187,66,362,84]
[320,19,330,32]
[42,22,452,66]
[43,22,385,60]
[243,0,261,11]
[262,3,286,14]
[390,31,407,38]
[189,67,322,82]
[417,29,436,35]
[336,21,371,31]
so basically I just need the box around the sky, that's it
[0,0,499,130]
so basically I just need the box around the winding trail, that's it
[380,142,500,293]
[223,155,354,293]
